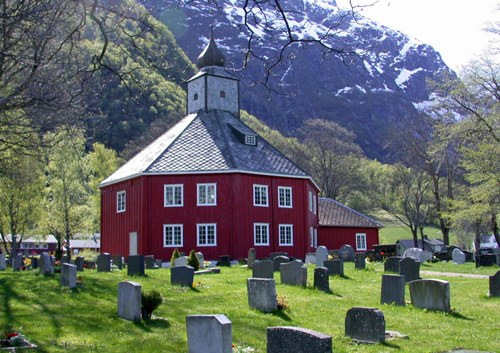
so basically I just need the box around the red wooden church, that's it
[99,34,320,260]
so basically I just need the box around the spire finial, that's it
[196,27,225,69]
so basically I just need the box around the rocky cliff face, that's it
[140,0,453,162]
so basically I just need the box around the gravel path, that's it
[420,271,490,279]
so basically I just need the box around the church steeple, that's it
[187,28,240,117]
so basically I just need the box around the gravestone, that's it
[339,244,355,262]
[196,252,205,269]
[218,255,231,267]
[75,256,85,271]
[267,326,332,353]
[247,248,256,269]
[85,260,96,269]
[324,259,344,277]
[13,254,23,271]
[273,255,289,272]
[476,254,498,267]
[61,263,77,289]
[117,281,142,322]
[381,274,405,306]
[186,314,232,353]
[345,307,385,343]
[315,246,328,267]
[270,252,288,260]
[61,256,70,264]
[280,260,307,287]
[145,255,156,269]
[355,252,366,270]
[305,253,316,265]
[30,256,39,269]
[403,247,424,262]
[409,279,451,312]
[247,278,277,312]
[111,255,123,270]
[0,254,6,270]
[39,252,54,275]
[155,259,162,268]
[399,257,420,282]
[252,260,274,279]
[452,248,466,264]
[384,256,403,273]
[174,256,188,267]
[171,265,194,287]
[314,267,330,293]
[127,255,145,276]
[421,251,433,263]
[97,253,111,272]
[489,270,500,297]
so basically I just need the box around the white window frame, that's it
[253,184,269,207]
[279,224,294,246]
[197,223,217,247]
[308,191,313,212]
[356,233,367,251]
[313,194,317,215]
[164,184,183,207]
[245,135,256,146]
[278,186,293,208]
[163,224,183,247]
[197,183,217,206]
[117,190,126,213]
[314,228,318,248]
[309,227,314,247]
[254,223,270,246]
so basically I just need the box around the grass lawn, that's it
[1,262,499,353]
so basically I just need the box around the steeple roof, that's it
[196,28,225,69]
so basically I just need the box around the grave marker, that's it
[252,260,274,279]
[218,255,231,267]
[145,255,156,269]
[247,278,277,312]
[452,248,466,264]
[97,253,111,272]
[314,267,330,293]
[384,256,403,273]
[305,253,316,265]
[0,254,6,271]
[267,326,332,353]
[196,252,205,269]
[324,259,344,277]
[75,256,85,271]
[39,252,54,275]
[399,257,420,282]
[117,281,142,322]
[13,254,23,271]
[345,307,385,343]
[186,314,232,353]
[247,248,256,269]
[381,274,405,306]
[127,255,145,276]
[280,260,307,287]
[339,244,355,262]
[171,265,194,287]
[174,256,188,267]
[273,255,289,272]
[355,252,366,269]
[489,270,500,297]
[315,246,328,267]
[61,263,77,289]
[111,255,123,270]
[409,279,451,312]
[403,248,424,262]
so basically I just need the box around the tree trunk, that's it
[419,226,426,250]
[492,213,500,247]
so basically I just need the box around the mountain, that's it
[138,0,453,162]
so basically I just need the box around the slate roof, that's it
[318,198,383,228]
[100,110,310,187]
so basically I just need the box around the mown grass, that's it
[1,262,499,353]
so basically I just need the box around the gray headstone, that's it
[75,256,85,271]
[273,255,290,272]
[252,260,274,279]
[403,247,424,262]
[452,248,466,264]
[186,315,232,353]
[13,254,23,271]
[155,259,162,268]
[270,252,288,260]
[384,256,403,273]
[0,254,6,270]
[39,252,54,275]
[111,255,123,270]
[315,246,329,267]
[324,259,344,277]
[97,253,111,272]
[117,281,142,322]
[174,256,188,267]
[409,279,451,312]
[345,307,385,343]
[171,265,194,287]
[339,244,356,262]
[355,252,366,269]
[247,278,277,312]
[218,255,231,267]
[314,267,330,293]
[145,255,156,269]
[381,274,405,306]
[421,251,433,262]
[399,257,420,282]
[247,248,256,269]
[196,252,205,269]
[61,263,77,289]
[305,253,316,265]
[267,326,332,353]
[280,260,307,287]
[489,270,500,297]
[127,255,145,276]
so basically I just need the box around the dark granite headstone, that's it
[252,260,274,279]
[85,260,96,269]
[111,255,123,270]
[476,254,498,267]
[30,256,39,269]
[489,270,500,297]
[269,252,288,260]
[324,259,344,276]
[74,256,85,272]
[0,253,5,271]
[381,274,405,306]
[355,252,366,269]
[273,255,290,271]
[97,253,111,272]
[384,256,403,273]
[127,255,145,276]
[144,255,156,269]
[399,257,420,282]
[171,265,194,287]
[218,255,231,267]
[345,307,385,343]
[13,255,23,271]
[339,244,355,262]
[267,326,332,353]
[314,267,330,293]
[61,256,70,264]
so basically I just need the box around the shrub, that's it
[170,248,181,267]
[187,250,200,271]
[141,290,163,320]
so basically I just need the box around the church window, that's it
[220,90,226,98]
[194,93,198,101]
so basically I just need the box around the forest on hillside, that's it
[0,0,498,259]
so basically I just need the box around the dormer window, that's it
[228,123,257,146]
[245,135,256,146]
[194,93,199,101]
[220,91,226,98]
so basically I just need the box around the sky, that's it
[336,0,499,71]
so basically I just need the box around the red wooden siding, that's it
[317,226,379,251]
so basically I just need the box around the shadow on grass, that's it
[448,310,473,321]
[133,316,171,332]
[271,310,292,322]
[381,341,401,349]
[0,275,24,332]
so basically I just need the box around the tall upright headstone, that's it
[247,248,256,269]
[186,315,232,353]
[354,252,366,270]
[314,267,330,293]
[315,246,328,267]
[399,257,420,282]
[111,255,123,270]
[247,278,277,312]
[118,281,142,322]
[489,270,500,297]
[39,252,54,275]
[0,253,5,271]
[127,255,145,276]
[75,256,85,272]
[61,263,77,289]
[381,274,405,306]
[12,255,23,271]
[196,252,205,269]
[97,253,111,272]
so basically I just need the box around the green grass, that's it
[378,220,460,246]
[1,262,499,353]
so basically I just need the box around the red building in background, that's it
[99,33,320,261]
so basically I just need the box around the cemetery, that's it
[0,252,499,353]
